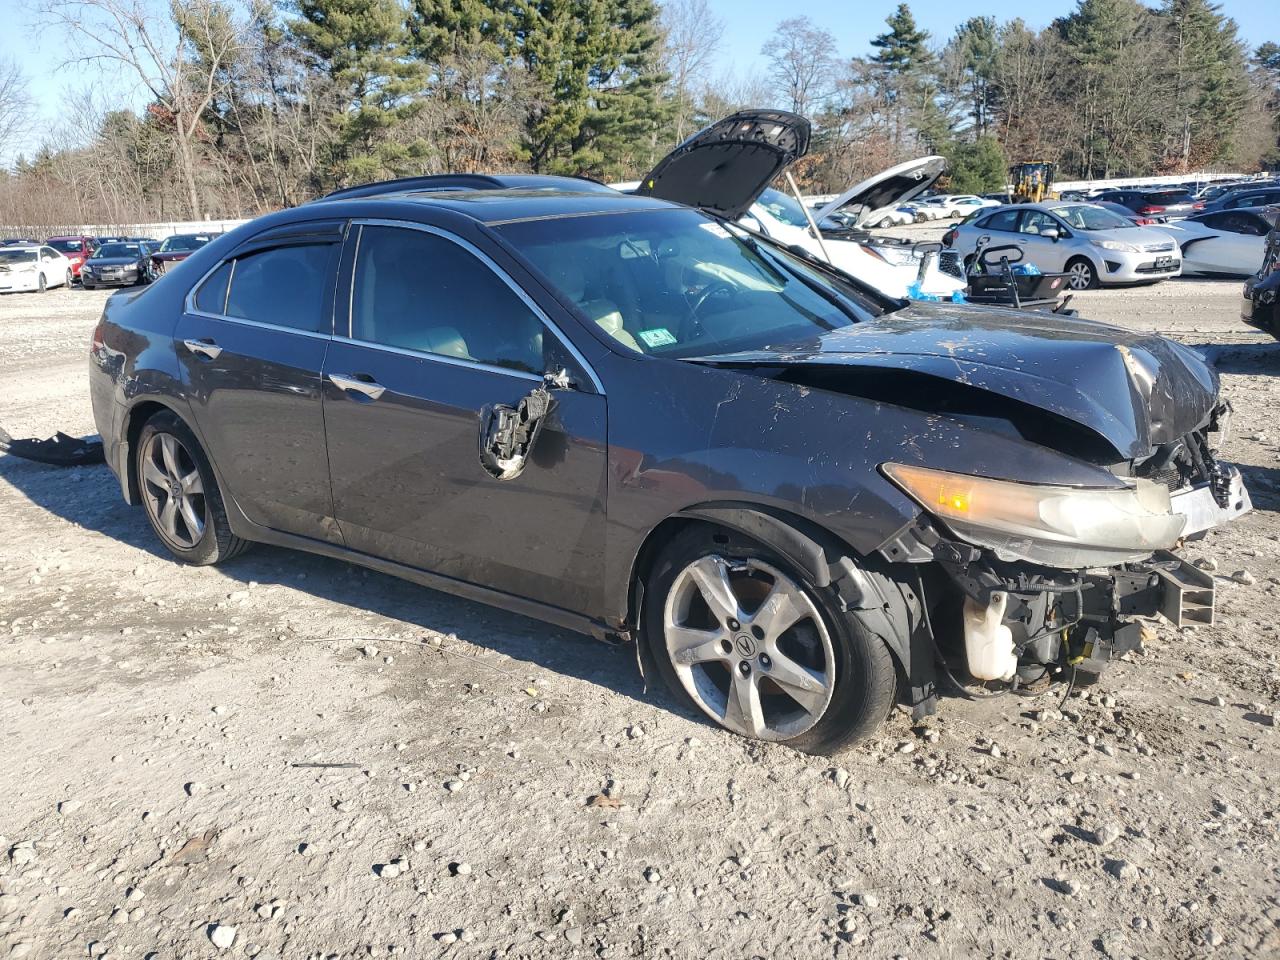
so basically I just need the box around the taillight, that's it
[1138,205,1165,215]
[942,229,957,247]
[1193,202,1204,210]
[858,245,889,262]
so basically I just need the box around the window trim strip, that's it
[348,218,606,395]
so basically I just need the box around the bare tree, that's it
[0,57,33,164]
[42,0,241,218]
[760,17,838,117]
[660,0,725,140]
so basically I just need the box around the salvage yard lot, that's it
[2,280,1279,958]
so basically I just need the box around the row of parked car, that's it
[0,233,218,294]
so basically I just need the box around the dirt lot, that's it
[2,275,1279,960]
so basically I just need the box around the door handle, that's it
[329,372,386,401]
[183,338,222,360]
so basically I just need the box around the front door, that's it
[175,230,342,543]
[1015,210,1070,272]
[322,222,608,616]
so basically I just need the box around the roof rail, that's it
[317,174,513,202]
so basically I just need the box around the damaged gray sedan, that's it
[89,112,1251,754]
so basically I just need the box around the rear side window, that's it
[193,261,232,314]
[978,209,1020,232]
[350,225,547,375]
[224,244,333,333]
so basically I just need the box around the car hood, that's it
[691,304,1219,461]
[86,257,140,267]
[812,157,948,227]
[635,110,811,220]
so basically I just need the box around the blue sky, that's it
[2,0,1274,164]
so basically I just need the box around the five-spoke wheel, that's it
[140,431,206,550]
[664,555,835,741]
[644,526,901,754]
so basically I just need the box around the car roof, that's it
[310,186,675,226]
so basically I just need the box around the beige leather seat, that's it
[550,263,642,352]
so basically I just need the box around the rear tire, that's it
[135,411,252,566]
[642,525,898,755]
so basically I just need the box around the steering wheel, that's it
[687,280,736,318]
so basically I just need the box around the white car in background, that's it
[919,194,1000,218]
[614,155,966,300]
[1155,210,1271,278]
[0,244,73,294]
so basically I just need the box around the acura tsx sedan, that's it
[89,112,1252,754]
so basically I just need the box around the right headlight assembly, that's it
[882,462,1187,568]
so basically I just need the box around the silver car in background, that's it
[945,202,1182,290]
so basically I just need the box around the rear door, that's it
[175,220,345,543]
[321,220,608,615]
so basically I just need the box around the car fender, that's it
[629,500,929,712]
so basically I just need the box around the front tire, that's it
[64,269,73,288]
[642,526,897,754]
[135,411,251,565]
[36,273,46,293]
[1065,257,1098,290]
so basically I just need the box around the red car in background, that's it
[46,236,97,279]
[149,233,218,276]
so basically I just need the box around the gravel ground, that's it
[2,276,1279,960]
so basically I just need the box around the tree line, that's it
[0,0,1277,229]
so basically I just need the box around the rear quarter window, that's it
[192,261,232,315]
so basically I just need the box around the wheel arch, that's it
[120,397,192,505]
[623,501,932,713]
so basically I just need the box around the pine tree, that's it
[948,17,999,136]
[511,0,669,177]
[290,0,429,184]
[1159,0,1249,169]
[871,4,932,74]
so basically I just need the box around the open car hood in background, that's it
[635,110,811,221]
[812,156,948,228]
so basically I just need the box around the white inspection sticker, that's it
[638,327,678,348]
[699,222,732,238]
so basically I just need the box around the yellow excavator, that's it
[1009,162,1056,203]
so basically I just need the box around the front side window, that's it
[497,208,878,359]
[1018,211,1061,235]
[224,244,333,333]
[350,225,547,375]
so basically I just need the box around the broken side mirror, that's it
[477,382,557,481]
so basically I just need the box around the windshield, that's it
[497,208,878,359]
[159,235,209,253]
[94,243,141,259]
[0,249,37,264]
[756,188,812,228]
[1050,204,1135,231]
[48,239,84,253]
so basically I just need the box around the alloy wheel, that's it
[140,432,206,549]
[1067,261,1094,290]
[662,555,835,741]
